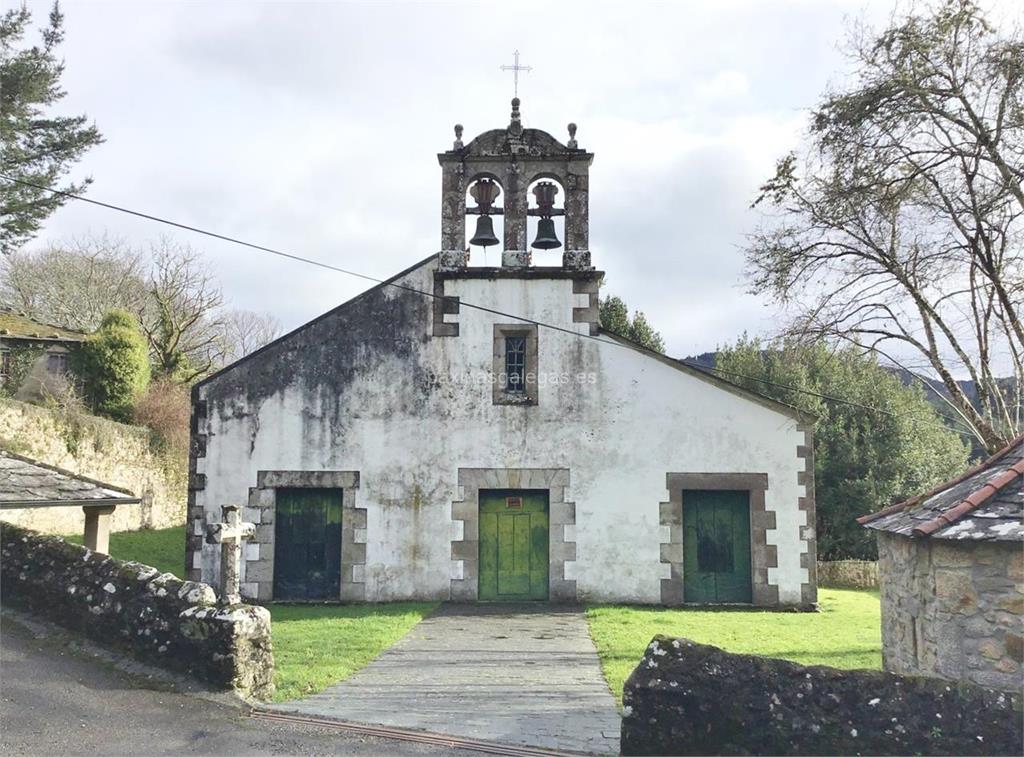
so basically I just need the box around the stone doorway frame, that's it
[659,472,778,607]
[451,468,576,602]
[242,470,365,602]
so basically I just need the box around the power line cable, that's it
[0,173,980,441]
[687,362,978,438]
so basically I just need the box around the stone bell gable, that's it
[438,98,593,269]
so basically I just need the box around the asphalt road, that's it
[0,613,464,756]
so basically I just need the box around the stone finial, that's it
[509,97,523,137]
[453,123,464,150]
[567,122,578,149]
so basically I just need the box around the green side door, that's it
[479,490,549,601]
[683,489,752,603]
[273,487,343,601]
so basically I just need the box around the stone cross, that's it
[205,504,256,605]
[500,49,532,98]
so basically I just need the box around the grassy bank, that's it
[587,588,882,705]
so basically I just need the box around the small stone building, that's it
[187,99,818,608]
[0,306,83,400]
[860,436,1023,692]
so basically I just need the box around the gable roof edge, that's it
[194,252,439,391]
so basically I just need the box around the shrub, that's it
[0,344,45,398]
[74,309,150,422]
[133,378,190,455]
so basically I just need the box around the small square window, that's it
[46,352,68,375]
[492,324,538,406]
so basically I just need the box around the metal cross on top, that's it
[206,504,256,605]
[500,49,532,98]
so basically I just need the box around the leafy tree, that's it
[716,336,970,560]
[599,295,665,353]
[1,2,103,254]
[747,0,1023,453]
[74,309,150,421]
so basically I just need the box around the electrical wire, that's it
[687,362,979,438]
[0,173,980,441]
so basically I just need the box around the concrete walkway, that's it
[267,604,622,755]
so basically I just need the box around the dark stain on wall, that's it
[199,260,435,428]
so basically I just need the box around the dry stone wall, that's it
[877,531,1022,693]
[0,398,186,534]
[0,522,273,700]
[817,560,879,589]
[621,635,1022,756]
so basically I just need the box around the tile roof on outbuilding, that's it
[0,450,140,508]
[859,436,1023,542]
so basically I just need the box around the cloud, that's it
[696,71,751,101]
[30,0,912,357]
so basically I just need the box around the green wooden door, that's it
[273,488,343,601]
[479,490,549,601]
[682,490,752,603]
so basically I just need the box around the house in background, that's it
[0,306,84,400]
[860,436,1023,693]
[187,99,817,608]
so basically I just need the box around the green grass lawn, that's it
[269,603,437,701]
[587,588,882,705]
[65,524,185,577]
[62,526,876,708]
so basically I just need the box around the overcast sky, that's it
[19,0,1001,358]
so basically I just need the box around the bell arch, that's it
[464,174,505,265]
[526,175,566,256]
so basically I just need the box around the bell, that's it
[469,215,499,248]
[531,218,561,250]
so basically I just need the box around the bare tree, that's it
[0,232,284,383]
[747,0,1023,452]
[0,234,147,330]
[142,237,224,381]
[217,308,282,365]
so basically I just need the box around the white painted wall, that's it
[195,257,810,604]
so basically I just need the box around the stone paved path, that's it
[267,604,622,755]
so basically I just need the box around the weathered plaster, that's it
[189,255,812,604]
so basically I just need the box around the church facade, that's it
[186,100,818,608]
